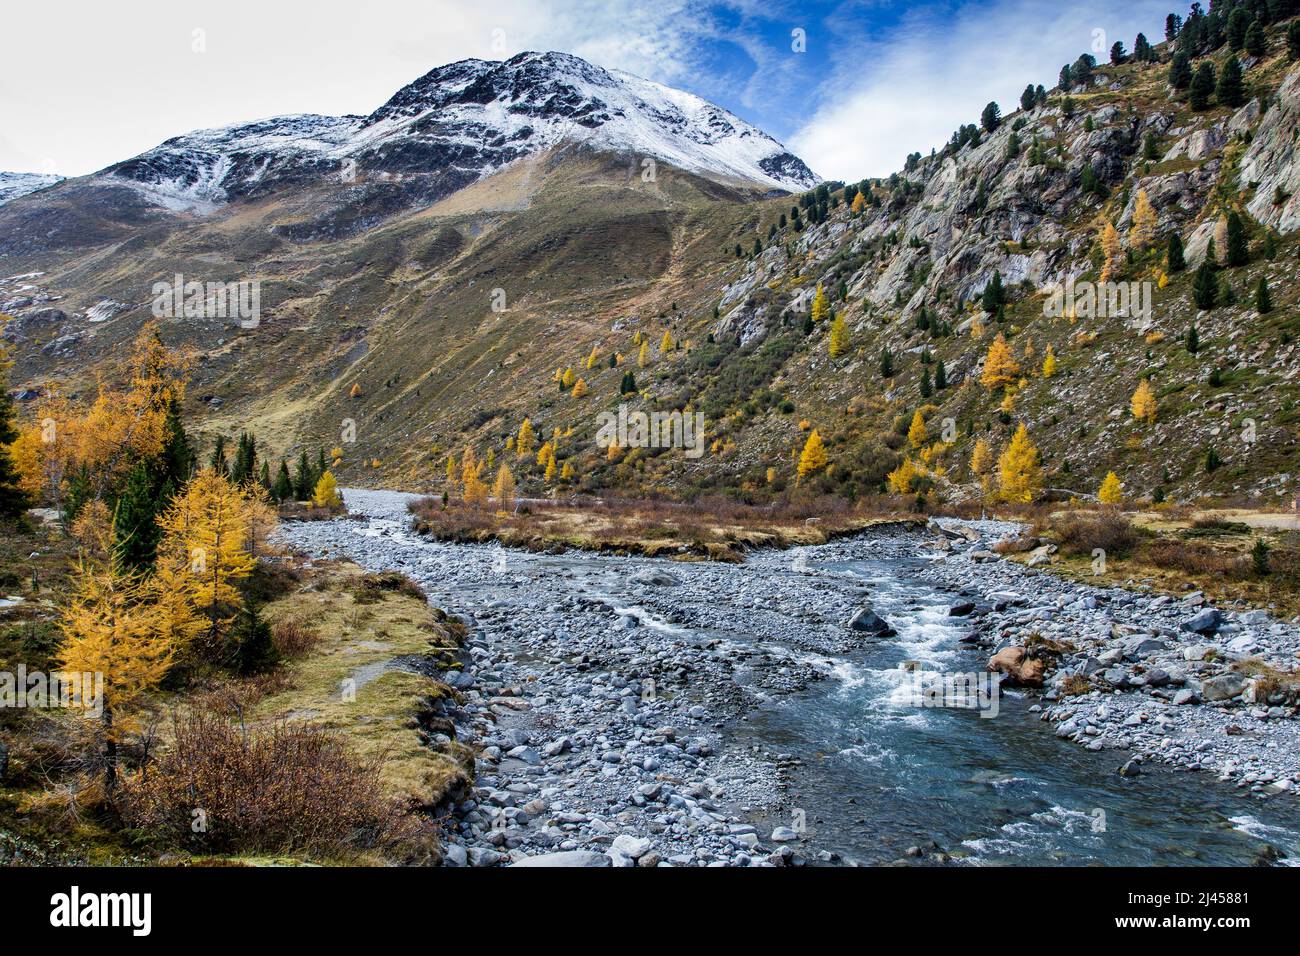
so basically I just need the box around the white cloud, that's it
[789,0,1172,182]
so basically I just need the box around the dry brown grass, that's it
[408,493,922,560]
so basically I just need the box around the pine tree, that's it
[209,434,229,477]
[273,460,293,502]
[1224,211,1249,266]
[293,450,313,500]
[1245,20,1267,58]
[1255,277,1272,314]
[796,429,828,480]
[934,359,947,390]
[981,101,1001,133]
[1186,323,1200,355]
[1131,379,1158,423]
[981,271,1005,313]
[1134,32,1153,62]
[1169,50,1193,90]
[311,470,342,507]
[919,367,933,398]
[880,349,894,379]
[997,424,1043,503]
[1228,7,1251,50]
[1290,21,1300,60]
[258,460,272,492]
[1098,471,1124,505]
[1189,62,1216,109]
[1217,57,1246,108]
[1193,262,1219,310]
[828,313,849,358]
[980,333,1021,389]
[1128,190,1158,250]
[1167,232,1186,272]
[113,462,161,569]
[233,596,277,675]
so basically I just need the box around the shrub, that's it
[1052,512,1141,557]
[123,713,430,859]
[354,572,427,605]
[271,618,322,659]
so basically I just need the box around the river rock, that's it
[1201,674,1246,702]
[848,607,897,636]
[1181,608,1222,635]
[987,646,1045,687]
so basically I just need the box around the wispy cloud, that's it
[789,0,1171,181]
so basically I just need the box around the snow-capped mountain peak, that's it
[0,171,64,207]
[101,51,817,211]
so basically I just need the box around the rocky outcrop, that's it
[987,646,1045,687]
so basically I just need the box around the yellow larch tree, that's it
[516,418,536,459]
[828,313,849,358]
[907,410,927,448]
[997,424,1043,503]
[560,367,576,390]
[659,330,674,353]
[1098,471,1123,504]
[980,333,1021,389]
[544,452,558,483]
[312,470,342,507]
[1041,345,1058,378]
[560,460,575,481]
[493,463,515,510]
[571,378,588,398]
[810,283,830,323]
[970,438,994,478]
[585,346,599,369]
[887,457,919,494]
[59,556,173,787]
[850,191,866,214]
[796,429,828,481]
[1099,219,1123,284]
[1131,378,1158,424]
[1128,189,1157,250]
[155,469,256,660]
[638,340,650,367]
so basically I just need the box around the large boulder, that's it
[1181,608,1222,636]
[1201,673,1246,702]
[848,607,897,636]
[987,646,1045,687]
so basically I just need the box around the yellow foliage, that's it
[797,429,828,480]
[1131,378,1158,424]
[828,312,849,358]
[1099,219,1123,284]
[516,418,536,458]
[970,438,993,477]
[887,457,919,494]
[638,340,650,367]
[980,333,1021,389]
[907,410,927,448]
[312,470,342,507]
[997,424,1043,503]
[493,463,515,508]
[1041,345,1058,378]
[1128,189,1158,250]
[571,378,588,398]
[1098,471,1123,504]
[810,283,830,323]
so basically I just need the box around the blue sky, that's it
[3,0,1174,180]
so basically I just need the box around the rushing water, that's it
[302,492,1300,867]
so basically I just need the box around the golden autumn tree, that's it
[828,313,849,358]
[536,440,553,468]
[544,452,558,483]
[585,346,599,369]
[461,447,488,505]
[1041,345,1058,378]
[1098,471,1124,505]
[560,460,575,481]
[850,191,866,214]
[445,455,458,483]
[312,470,342,507]
[571,378,588,398]
[797,429,828,481]
[493,463,515,510]
[997,424,1043,503]
[907,410,927,448]
[659,330,674,353]
[560,367,576,390]
[887,457,919,494]
[606,442,622,462]
[1128,189,1157,250]
[1099,219,1123,284]
[516,418,536,459]
[1131,378,1158,424]
[59,555,172,788]
[810,283,830,323]
[970,437,994,478]
[638,340,650,367]
[156,469,256,657]
[980,333,1021,389]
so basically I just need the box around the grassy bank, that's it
[408,494,925,561]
